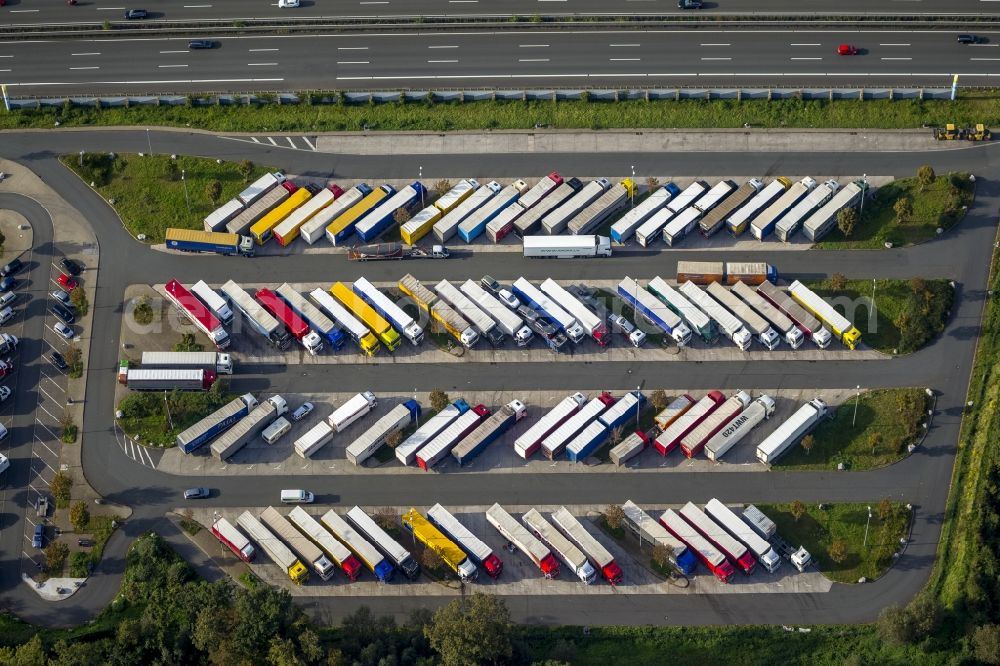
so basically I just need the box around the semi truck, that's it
[400,205,443,246]
[514,392,587,459]
[293,421,335,459]
[402,508,477,582]
[564,420,609,463]
[276,283,346,351]
[704,394,775,461]
[648,277,717,344]
[693,179,736,216]
[654,391,726,455]
[452,400,527,466]
[775,179,839,242]
[141,351,233,375]
[732,280,804,349]
[750,177,816,240]
[551,506,623,584]
[212,395,288,460]
[460,280,533,346]
[542,179,609,235]
[227,182,293,236]
[609,430,651,466]
[125,368,216,391]
[260,506,337,580]
[522,235,612,258]
[788,280,862,349]
[523,509,596,584]
[514,178,583,237]
[705,499,781,573]
[801,180,867,242]
[621,501,698,575]
[398,274,479,348]
[634,207,675,247]
[726,177,790,236]
[678,281,751,351]
[236,511,309,584]
[636,180,706,245]
[457,180,527,243]
[666,180,708,215]
[397,400,468,465]
[599,390,645,431]
[346,400,421,466]
[330,282,401,352]
[256,288,324,355]
[567,179,635,235]
[273,185,343,245]
[237,172,285,206]
[540,279,608,346]
[325,185,393,246]
[300,184,371,245]
[542,392,615,460]
[679,391,751,458]
[434,181,502,242]
[321,510,395,583]
[512,278,585,343]
[516,304,568,352]
[165,228,254,257]
[211,517,255,562]
[617,277,692,346]
[699,179,764,236]
[741,505,811,570]
[352,277,424,345]
[757,281,832,348]
[518,172,563,210]
[486,503,560,578]
[415,404,490,470]
[435,280,503,346]
[176,393,257,454]
[346,505,420,580]
[288,506,364,580]
[660,509,735,582]
[250,185,312,245]
[190,280,234,326]
[705,282,781,351]
[433,178,479,215]
[654,394,696,430]
[355,182,426,243]
[756,398,828,464]
[676,261,779,287]
[678,502,757,575]
[220,280,290,350]
[163,279,231,350]
[610,183,677,243]
[427,504,503,578]
[662,207,704,247]
[309,288,381,356]
[329,391,379,433]
[484,203,527,244]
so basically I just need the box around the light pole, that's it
[146,128,152,155]
[859,173,868,219]
[630,164,636,207]
[852,385,861,427]
[414,389,419,426]
[419,165,424,207]
[635,385,641,428]
[78,150,84,167]
[181,169,191,212]
[863,505,873,547]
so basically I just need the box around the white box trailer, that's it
[238,172,285,206]
[433,181,502,242]
[705,499,781,573]
[609,431,650,467]
[648,277,716,344]
[346,401,420,465]
[329,391,378,432]
[427,503,503,578]
[523,509,596,584]
[415,405,488,470]
[693,180,735,215]
[435,280,505,346]
[567,181,631,235]
[706,282,780,351]
[352,277,424,345]
[679,391,751,458]
[678,501,755,574]
[757,281,832,349]
[321,509,394,582]
[522,235,612,258]
[542,394,613,460]
[433,179,480,214]
[221,279,285,348]
[621,500,695,574]
[396,402,464,465]
[750,177,816,240]
[756,398,827,464]
[667,181,707,214]
[294,421,335,458]
[618,277,692,346]
[704,394,775,461]
[731,281,803,348]
[775,179,839,242]
[460,280,533,346]
[610,186,672,243]
[679,281,752,351]
[273,186,337,244]
[211,396,287,460]
[512,277,584,342]
[485,204,526,243]
[487,503,560,578]
[551,506,622,584]
[540,279,609,346]
[309,288,378,355]
[662,207,703,247]
[300,185,369,244]
[726,178,789,236]
[346,506,420,580]
[458,180,527,243]
[802,180,866,242]
[190,280,234,326]
[634,207,675,247]
[515,392,587,459]
[204,199,244,232]
[698,179,763,237]
[288,506,361,580]
[141,350,233,375]
[260,507,337,580]
[518,172,563,210]
[227,185,290,236]
[237,510,307,583]
[514,180,581,237]
[542,179,609,235]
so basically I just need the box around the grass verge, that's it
[68,515,117,578]
[816,171,975,249]
[116,384,234,447]
[59,153,273,242]
[775,388,930,471]
[757,502,910,584]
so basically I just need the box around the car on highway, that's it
[53,322,74,340]
[0,258,22,277]
[56,274,78,291]
[124,8,148,19]
[958,34,985,45]
[837,44,859,56]
[291,402,314,422]
[50,351,68,370]
[497,289,519,310]
[677,0,703,7]
[51,303,75,325]
[183,487,210,500]
[278,0,300,6]
[60,258,82,277]
[32,524,45,549]
[188,40,218,50]
[0,277,16,293]
[51,290,72,307]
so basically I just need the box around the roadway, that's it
[0,129,997,626]
[1,0,990,28]
[2,30,998,94]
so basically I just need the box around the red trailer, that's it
[211,517,255,562]
[255,288,323,354]
[653,391,725,455]
[660,508,735,583]
[163,279,230,349]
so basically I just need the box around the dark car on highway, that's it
[124,8,148,19]
[60,258,82,277]
[0,259,22,277]
[678,0,703,7]
[958,34,984,45]
[188,40,218,50]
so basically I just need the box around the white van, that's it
[262,417,291,445]
[0,307,13,325]
[0,452,9,475]
[0,292,16,308]
[280,489,314,504]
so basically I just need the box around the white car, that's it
[0,386,11,402]
[497,289,519,310]
[53,322,74,340]
[291,402,314,421]
[278,0,300,6]
[51,290,71,306]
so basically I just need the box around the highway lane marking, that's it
[449,1,479,3]
[336,61,370,64]
[971,57,1000,60]
[519,58,550,62]
[69,67,100,70]
[71,53,102,56]
[358,1,388,3]
[519,44,549,48]
[0,70,10,73]
[700,57,731,61]
[159,50,188,54]
[881,57,913,60]
[249,48,279,52]
[609,44,640,47]
[96,6,126,9]
[247,63,279,66]
[10,9,40,12]
[183,3,213,6]
[610,58,641,61]
[428,59,459,63]
[790,57,823,60]
[428,45,459,49]
[790,43,822,46]
[700,43,730,47]
[880,43,912,46]
[158,64,189,68]
[337,46,369,50]
[0,56,12,58]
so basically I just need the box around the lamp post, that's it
[852,385,861,427]
[630,164,636,207]
[78,150,84,167]
[636,385,641,428]
[146,128,152,155]
[859,173,868,219]
[419,165,424,207]
[863,505,873,547]
[181,169,191,212]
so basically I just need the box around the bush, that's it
[69,551,90,577]
[51,471,72,507]
[132,296,154,325]
[173,333,203,352]
[70,287,88,316]
[45,541,70,574]
[429,390,450,412]
[70,502,90,531]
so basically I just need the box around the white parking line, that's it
[251,137,260,143]
[267,136,277,146]
[880,43,911,46]
[69,67,100,71]
[519,58,550,62]
[337,46,369,50]
[428,60,459,63]
[337,61,370,64]
[249,48,280,52]
[881,57,913,60]
[158,65,189,69]
[37,422,61,443]
[71,53,102,56]
[129,439,136,459]
[519,44,549,48]
[159,50,188,54]
[247,63,278,66]
[33,457,57,475]
[701,57,732,61]
[428,45,459,49]
[35,437,59,459]
[141,447,156,467]
[302,136,316,151]
[36,404,60,426]
[286,137,296,148]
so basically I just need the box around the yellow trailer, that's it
[250,187,312,245]
[329,282,401,351]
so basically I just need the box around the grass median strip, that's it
[117,384,235,448]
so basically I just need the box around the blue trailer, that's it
[275,283,347,351]
[355,182,426,242]
[451,400,527,466]
[176,394,257,453]
[565,420,610,463]
[599,390,646,431]
[617,277,693,347]
[457,182,524,243]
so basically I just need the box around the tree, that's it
[878,604,915,645]
[973,624,1000,665]
[420,546,443,572]
[646,177,660,192]
[385,430,403,448]
[297,629,323,664]
[829,273,847,290]
[603,504,625,530]
[205,179,223,205]
[238,160,255,182]
[917,164,936,190]
[3,634,46,666]
[51,470,72,506]
[906,594,941,635]
[133,295,154,325]
[433,179,453,196]
[800,434,815,456]
[837,207,859,237]
[649,389,668,411]
[393,207,411,226]
[651,543,673,569]
[267,636,305,666]
[909,276,927,296]
[878,497,892,521]
[894,197,913,224]
[790,500,807,522]
[827,540,848,564]
[610,425,625,446]
[425,593,512,666]
[174,333,203,352]
[373,506,398,531]
[429,390,450,412]
[70,501,90,531]
[70,287,89,316]
[45,540,70,574]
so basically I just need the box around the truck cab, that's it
[238,235,255,257]
[429,245,449,259]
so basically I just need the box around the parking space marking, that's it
[286,137,296,149]
[251,136,260,143]
[36,384,60,405]
[36,403,60,425]
[34,436,59,458]
[302,136,316,151]
[267,137,277,146]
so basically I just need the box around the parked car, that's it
[480,275,502,295]
[837,44,859,55]
[53,322,74,340]
[291,402,314,422]
[124,8,148,18]
[0,258,23,277]
[51,290,72,307]
[32,524,44,549]
[0,386,11,403]
[0,307,14,325]
[958,34,984,44]
[77,538,93,547]
[188,40,218,50]
[50,351,68,370]
[497,289,519,310]
[183,487,210,499]
[0,277,16,293]
[56,274,78,291]
[51,303,75,324]
[0,423,8,441]
[60,258,82,276]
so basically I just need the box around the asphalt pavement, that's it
[0,129,997,626]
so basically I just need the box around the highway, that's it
[2,30,997,94]
[1,0,990,27]
[0,129,996,627]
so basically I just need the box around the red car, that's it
[837,44,858,56]
[56,274,78,291]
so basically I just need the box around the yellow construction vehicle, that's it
[967,124,992,141]
[933,124,966,140]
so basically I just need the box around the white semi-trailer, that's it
[551,506,623,584]
[756,398,828,464]
[699,179,763,237]
[750,177,816,240]
[515,392,587,459]
[678,281,752,351]
[523,509,596,584]
[435,280,505,346]
[260,506,337,580]
[693,180,735,215]
[522,235,612,258]
[460,280,533,346]
[567,180,633,236]
[486,503,560,578]
[757,280,832,349]
[352,277,424,345]
[775,179,839,242]
[802,180,867,242]
[211,395,288,461]
[396,401,466,465]
[542,179,609,235]
[190,280,234,325]
[704,282,780,351]
[514,179,582,237]
[648,277,717,344]
[704,394,776,461]
[705,499,781,573]
[300,185,370,245]
[434,181,502,243]
[540,279,609,346]
[141,350,233,375]
[731,281,804,349]
[346,401,420,465]
[512,277,585,343]
[610,185,674,243]
[726,177,789,236]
